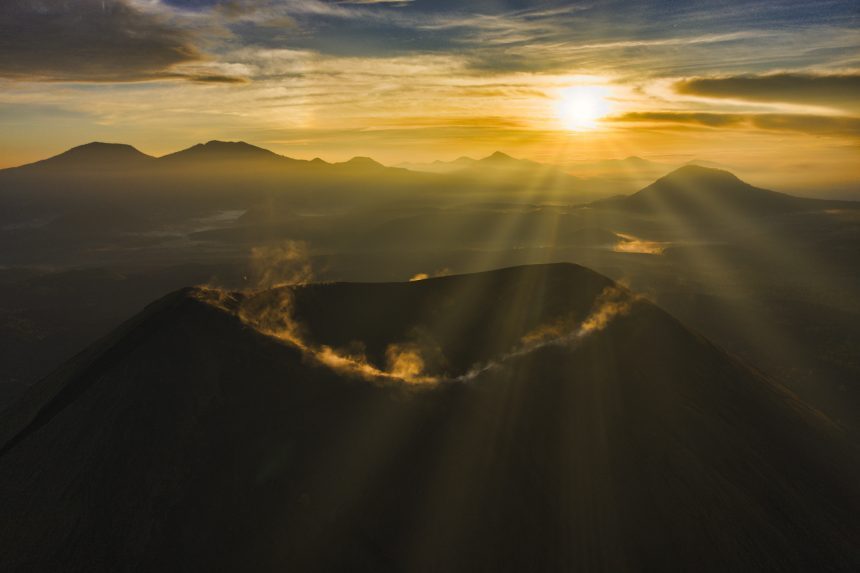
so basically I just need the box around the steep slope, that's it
[0,264,858,572]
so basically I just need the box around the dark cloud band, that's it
[611,111,860,137]
[675,73,860,112]
[0,0,212,82]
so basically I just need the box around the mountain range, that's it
[2,143,659,204]
[1,141,853,227]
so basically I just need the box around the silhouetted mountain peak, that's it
[444,156,476,165]
[66,141,148,156]
[482,150,516,163]
[662,164,743,185]
[601,164,835,217]
[622,155,653,166]
[159,140,283,163]
[340,156,383,168]
[201,140,267,152]
[396,156,477,173]
[633,165,767,202]
[21,142,154,170]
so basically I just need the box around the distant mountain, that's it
[478,150,521,164]
[400,152,561,176]
[597,165,853,217]
[401,153,671,199]
[471,151,553,172]
[333,156,387,170]
[402,154,670,181]
[398,156,477,173]
[9,142,154,172]
[2,144,852,226]
[156,140,295,167]
[566,155,668,176]
[1,263,857,572]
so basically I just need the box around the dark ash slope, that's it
[0,264,857,572]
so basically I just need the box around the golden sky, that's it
[1,1,858,194]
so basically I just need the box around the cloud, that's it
[336,1,414,5]
[612,112,746,128]
[675,73,860,113]
[185,74,250,84]
[610,111,860,137]
[160,0,278,20]
[750,113,860,137]
[0,0,244,83]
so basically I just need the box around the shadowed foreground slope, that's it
[0,264,857,572]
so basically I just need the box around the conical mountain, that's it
[0,264,857,572]
[614,165,848,216]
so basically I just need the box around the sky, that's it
[1,0,858,192]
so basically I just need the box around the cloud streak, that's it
[676,73,860,113]
[610,111,860,137]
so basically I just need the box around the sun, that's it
[556,86,611,131]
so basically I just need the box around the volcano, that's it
[599,165,853,218]
[0,264,857,572]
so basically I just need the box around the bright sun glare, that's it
[556,86,611,131]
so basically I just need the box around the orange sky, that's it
[0,1,857,195]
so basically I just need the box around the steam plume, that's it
[249,241,313,289]
[454,285,639,382]
[204,245,639,386]
[613,232,668,255]
[234,241,438,384]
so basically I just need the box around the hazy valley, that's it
[1,134,858,572]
